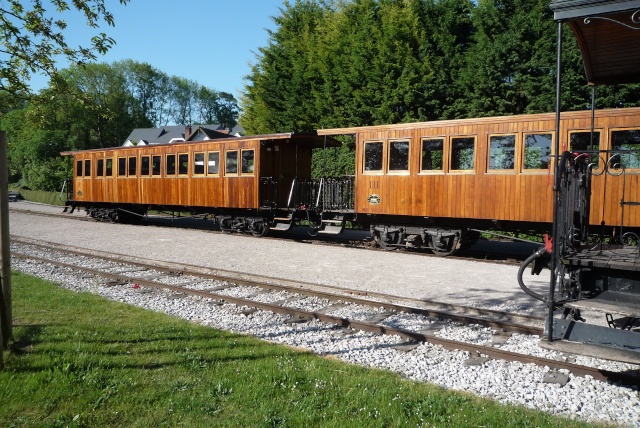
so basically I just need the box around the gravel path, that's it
[7,202,640,427]
[8,201,548,312]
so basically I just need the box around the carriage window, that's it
[389,140,409,171]
[178,153,189,175]
[152,155,161,176]
[226,151,238,175]
[208,152,220,175]
[421,138,444,171]
[166,154,176,175]
[118,157,126,176]
[141,156,150,176]
[242,150,255,174]
[105,158,113,176]
[193,152,205,175]
[76,160,83,177]
[523,133,552,170]
[489,135,515,170]
[84,160,91,177]
[611,129,640,169]
[570,131,600,152]
[364,141,383,172]
[97,159,104,177]
[128,156,137,176]
[450,137,475,171]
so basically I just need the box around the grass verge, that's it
[7,187,66,206]
[1,272,594,427]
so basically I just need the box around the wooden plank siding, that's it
[69,139,262,210]
[65,133,331,213]
[318,108,640,229]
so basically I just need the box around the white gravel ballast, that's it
[11,255,640,428]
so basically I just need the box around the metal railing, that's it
[287,176,355,211]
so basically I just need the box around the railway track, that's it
[10,237,639,386]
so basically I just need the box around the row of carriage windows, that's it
[76,150,255,178]
[363,129,640,173]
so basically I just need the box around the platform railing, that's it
[286,176,355,211]
[321,176,355,211]
[289,178,320,209]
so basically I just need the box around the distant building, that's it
[122,124,244,147]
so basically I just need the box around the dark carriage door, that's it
[258,140,281,209]
[259,139,300,209]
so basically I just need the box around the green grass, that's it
[0,272,596,427]
[7,186,66,206]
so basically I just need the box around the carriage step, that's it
[273,217,293,221]
[272,222,292,231]
[318,225,343,235]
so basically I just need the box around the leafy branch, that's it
[0,0,129,104]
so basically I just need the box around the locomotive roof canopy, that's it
[549,0,640,85]
[60,132,341,156]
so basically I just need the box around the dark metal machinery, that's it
[519,1,640,362]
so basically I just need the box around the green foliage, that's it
[1,272,593,427]
[0,0,130,103]
[1,59,240,190]
[242,0,640,134]
[311,137,356,178]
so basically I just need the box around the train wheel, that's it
[219,216,233,233]
[375,230,400,250]
[430,235,461,256]
[250,219,269,237]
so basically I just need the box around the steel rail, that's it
[11,251,639,385]
[11,237,543,335]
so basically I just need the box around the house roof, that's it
[61,132,341,156]
[189,126,234,142]
[549,0,640,85]
[125,126,186,146]
[123,124,245,146]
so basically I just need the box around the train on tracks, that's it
[61,106,640,256]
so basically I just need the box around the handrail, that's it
[287,177,296,208]
[59,179,70,202]
[316,178,324,209]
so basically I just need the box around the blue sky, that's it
[28,0,285,100]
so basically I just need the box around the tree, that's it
[169,76,199,126]
[242,0,329,134]
[214,92,239,129]
[452,0,591,117]
[0,0,129,104]
[120,59,163,127]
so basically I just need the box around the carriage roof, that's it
[549,0,640,85]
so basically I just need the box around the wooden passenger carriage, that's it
[318,107,640,253]
[61,133,339,234]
